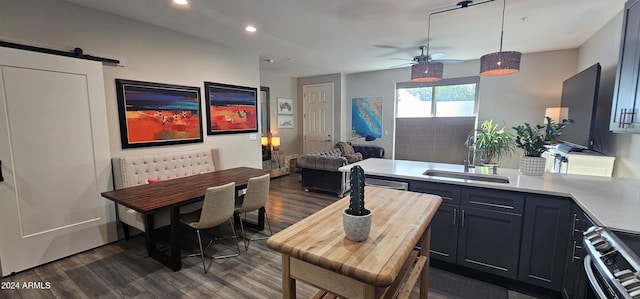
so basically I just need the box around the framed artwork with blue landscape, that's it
[351,97,383,138]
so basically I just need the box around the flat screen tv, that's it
[559,63,601,151]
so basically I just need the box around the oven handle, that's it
[583,255,609,299]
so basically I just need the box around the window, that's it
[396,77,479,117]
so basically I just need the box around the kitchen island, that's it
[342,158,640,234]
[267,186,441,299]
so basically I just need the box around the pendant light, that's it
[479,0,521,76]
[411,14,443,82]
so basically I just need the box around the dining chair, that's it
[180,182,240,273]
[235,173,272,251]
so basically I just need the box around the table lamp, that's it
[271,136,281,151]
[544,107,569,124]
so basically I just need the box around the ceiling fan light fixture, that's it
[479,51,521,76]
[411,61,443,82]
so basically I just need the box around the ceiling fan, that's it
[390,46,463,68]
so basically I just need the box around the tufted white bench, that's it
[111,148,220,238]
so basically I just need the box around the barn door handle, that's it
[0,160,3,182]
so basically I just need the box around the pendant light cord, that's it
[499,0,506,52]
[426,13,432,59]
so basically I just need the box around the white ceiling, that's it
[65,0,626,77]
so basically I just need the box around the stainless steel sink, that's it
[422,169,510,184]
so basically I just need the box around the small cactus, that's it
[346,165,369,216]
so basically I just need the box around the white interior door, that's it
[303,83,334,153]
[0,47,116,276]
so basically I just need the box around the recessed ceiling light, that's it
[173,0,188,5]
[245,25,257,33]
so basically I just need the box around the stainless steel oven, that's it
[583,226,640,298]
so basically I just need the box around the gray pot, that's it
[519,156,546,175]
[342,210,372,242]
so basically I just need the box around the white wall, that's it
[346,50,577,169]
[579,11,640,178]
[0,0,262,169]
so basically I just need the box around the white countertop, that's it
[341,158,640,234]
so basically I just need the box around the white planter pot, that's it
[342,210,372,242]
[519,156,546,176]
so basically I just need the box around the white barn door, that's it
[0,47,116,276]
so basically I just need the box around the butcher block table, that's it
[267,186,442,299]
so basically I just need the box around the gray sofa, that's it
[296,143,385,197]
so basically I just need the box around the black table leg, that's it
[144,211,181,271]
[144,214,156,256]
[169,207,181,270]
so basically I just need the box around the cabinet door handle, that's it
[571,213,577,235]
[468,200,514,210]
[0,160,3,182]
[461,210,465,228]
[453,208,457,226]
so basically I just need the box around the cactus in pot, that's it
[343,165,372,242]
[346,165,369,216]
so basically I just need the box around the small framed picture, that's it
[277,97,294,115]
[277,115,294,129]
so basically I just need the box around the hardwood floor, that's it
[0,173,545,298]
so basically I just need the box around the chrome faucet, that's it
[464,129,487,172]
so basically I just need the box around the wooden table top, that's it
[266,186,442,287]
[101,167,267,214]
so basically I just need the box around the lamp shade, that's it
[545,107,569,124]
[411,61,443,82]
[271,136,281,150]
[479,51,521,76]
[261,136,269,146]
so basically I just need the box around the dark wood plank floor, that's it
[0,173,541,299]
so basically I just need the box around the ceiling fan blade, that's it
[389,62,414,68]
[390,57,414,61]
[435,59,465,64]
[429,52,445,60]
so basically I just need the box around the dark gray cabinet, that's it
[458,188,524,279]
[561,204,595,299]
[518,195,571,291]
[457,206,522,279]
[611,0,640,133]
[411,182,523,279]
[428,203,458,264]
[410,181,460,263]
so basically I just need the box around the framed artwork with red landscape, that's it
[115,79,203,148]
[204,82,258,135]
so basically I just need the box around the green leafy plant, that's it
[475,119,516,164]
[512,117,573,157]
[346,165,369,216]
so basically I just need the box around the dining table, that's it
[267,186,442,299]
[101,166,268,271]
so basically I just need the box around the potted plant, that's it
[512,117,573,175]
[475,119,516,166]
[342,165,372,242]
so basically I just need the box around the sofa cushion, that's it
[352,145,385,159]
[335,142,363,163]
